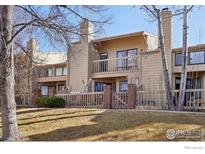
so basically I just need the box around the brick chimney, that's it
[161,8,172,85]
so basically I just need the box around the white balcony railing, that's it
[93,56,138,74]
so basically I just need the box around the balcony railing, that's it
[93,56,138,74]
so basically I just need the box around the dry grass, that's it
[0,108,205,141]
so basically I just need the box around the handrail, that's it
[93,56,138,73]
[93,56,138,63]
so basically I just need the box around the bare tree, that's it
[177,5,194,111]
[0,5,109,141]
[0,5,20,141]
[141,5,176,110]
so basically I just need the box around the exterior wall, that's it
[140,51,165,91]
[88,43,100,91]
[98,36,147,55]
[146,35,158,51]
[69,43,89,92]
[68,20,95,92]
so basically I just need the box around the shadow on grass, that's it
[17,108,52,115]
[18,113,100,126]
[18,109,97,121]
[28,110,205,141]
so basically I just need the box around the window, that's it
[175,77,201,103]
[175,77,201,90]
[99,53,108,72]
[190,51,205,64]
[63,67,67,76]
[128,49,138,67]
[38,68,52,77]
[100,53,108,59]
[95,82,104,92]
[117,49,138,68]
[175,53,182,66]
[58,84,65,91]
[119,80,128,92]
[117,51,127,68]
[56,68,63,76]
[56,67,67,76]
[175,51,205,66]
[41,86,48,96]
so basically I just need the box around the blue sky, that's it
[101,5,205,48]
[39,5,205,51]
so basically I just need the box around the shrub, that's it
[36,96,65,108]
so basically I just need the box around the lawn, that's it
[0,108,205,141]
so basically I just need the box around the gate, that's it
[112,92,128,109]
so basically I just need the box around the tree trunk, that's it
[157,12,175,110]
[177,6,189,111]
[0,6,20,141]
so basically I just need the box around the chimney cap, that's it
[162,7,169,11]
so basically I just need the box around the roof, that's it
[92,31,158,43]
[172,44,205,52]
[33,52,67,65]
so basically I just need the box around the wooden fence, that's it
[136,91,167,110]
[56,92,104,108]
[112,92,128,109]
[55,83,205,111]
[173,89,205,110]
[136,89,205,111]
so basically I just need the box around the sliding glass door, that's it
[117,49,138,69]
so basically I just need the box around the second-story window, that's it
[117,48,138,68]
[39,68,52,77]
[55,67,67,76]
[175,51,205,66]
[175,53,182,66]
[190,51,205,64]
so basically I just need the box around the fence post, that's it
[103,84,112,109]
[32,88,41,106]
[128,84,136,109]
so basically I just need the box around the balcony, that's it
[37,76,66,83]
[92,56,139,78]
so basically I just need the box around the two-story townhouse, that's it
[15,39,67,105]
[67,8,170,93]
